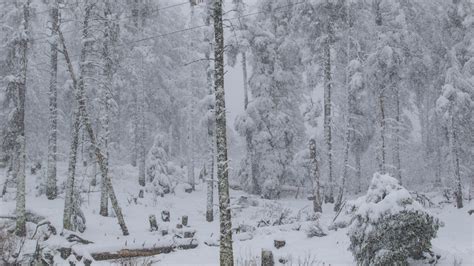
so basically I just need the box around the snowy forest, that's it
[0,0,473,265]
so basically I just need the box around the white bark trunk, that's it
[393,89,402,184]
[449,115,463,208]
[59,25,129,236]
[309,139,322,213]
[323,21,334,203]
[378,92,387,174]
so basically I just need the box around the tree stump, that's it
[161,229,168,236]
[138,189,144,198]
[184,231,195,238]
[58,247,72,260]
[274,239,286,249]
[176,223,183,229]
[182,215,188,226]
[184,188,193,193]
[149,215,158,231]
[161,211,170,222]
[261,249,274,266]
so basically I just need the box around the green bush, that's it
[348,173,440,265]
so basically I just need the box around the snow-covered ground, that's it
[0,164,473,265]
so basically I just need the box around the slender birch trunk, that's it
[393,89,402,184]
[99,2,113,216]
[334,124,350,212]
[63,2,93,229]
[137,87,146,187]
[46,0,59,200]
[378,92,387,174]
[59,26,129,236]
[434,115,443,187]
[309,139,322,213]
[323,28,334,203]
[63,107,81,230]
[242,52,249,110]
[205,8,214,222]
[213,0,234,263]
[450,116,463,208]
[355,146,362,193]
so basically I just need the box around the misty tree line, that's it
[0,0,472,259]
[229,0,473,211]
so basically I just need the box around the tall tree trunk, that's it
[63,107,81,230]
[393,89,402,184]
[59,26,129,236]
[205,11,214,222]
[206,151,214,222]
[323,26,334,203]
[242,51,258,195]
[378,92,387,174]
[242,52,249,110]
[99,2,113,216]
[187,114,195,190]
[470,170,474,201]
[213,0,234,264]
[334,124,350,212]
[434,113,443,186]
[63,1,93,229]
[15,0,31,237]
[137,78,146,187]
[46,0,59,200]
[450,116,463,208]
[309,139,322,213]
[355,146,362,193]
[131,100,138,167]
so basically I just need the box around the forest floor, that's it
[0,164,473,265]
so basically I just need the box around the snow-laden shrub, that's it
[262,177,281,199]
[252,202,296,227]
[146,134,182,195]
[348,173,440,266]
[296,207,321,222]
[304,221,327,238]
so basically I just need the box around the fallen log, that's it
[91,246,174,261]
[90,239,198,261]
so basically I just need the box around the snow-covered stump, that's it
[261,249,274,266]
[273,240,285,249]
[138,189,144,199]
[181,215,188,226]
[161,211,170,222]
[149,215,158,231]
[173,226,196,239]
